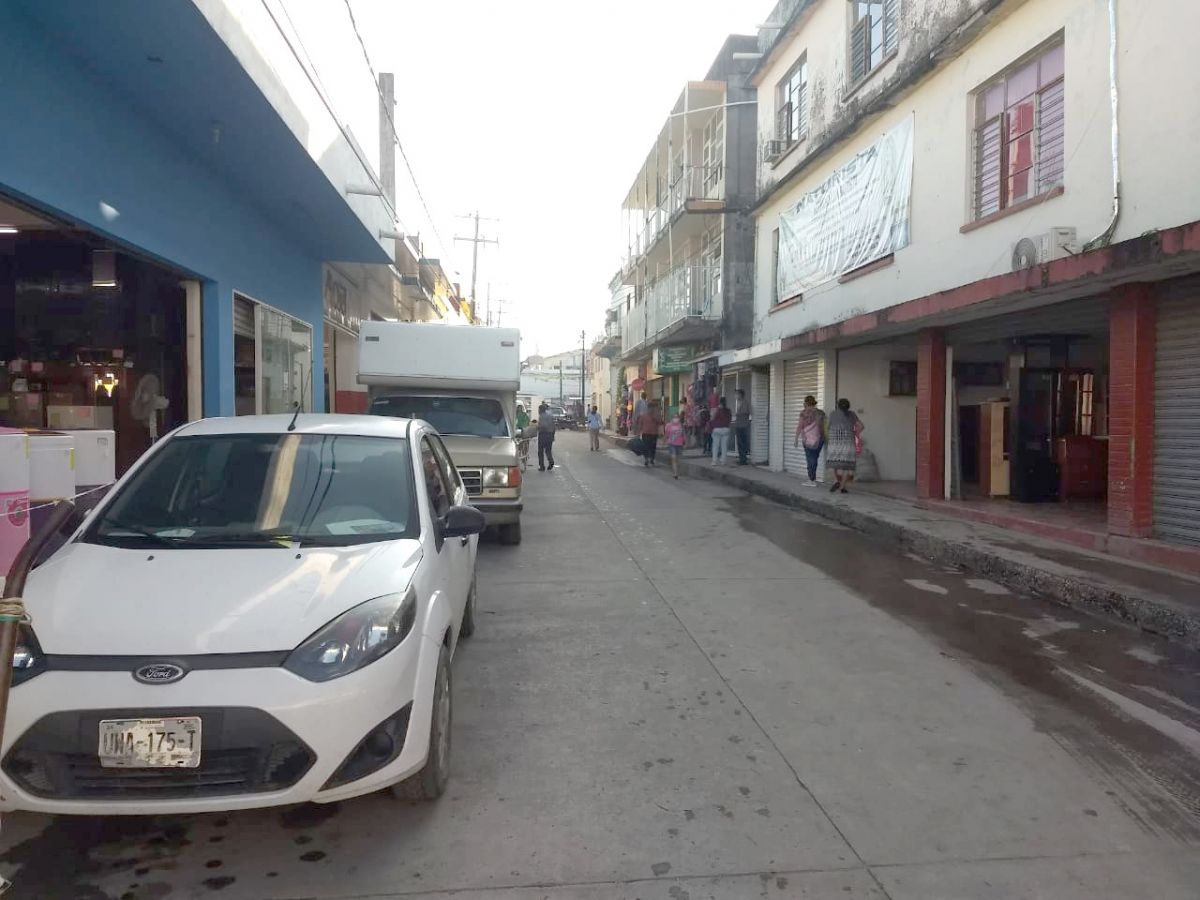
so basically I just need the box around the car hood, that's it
[439,434,517,467]
[23,539,423,655]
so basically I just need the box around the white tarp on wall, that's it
[778,115,914,301]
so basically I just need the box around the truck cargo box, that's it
[357,322,520,391]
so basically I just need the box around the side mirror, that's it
[442,504,486,538]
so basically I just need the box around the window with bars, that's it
[849,0,899,87]
[973,41,1065,220]
[776,57,808,145]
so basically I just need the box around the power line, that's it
[341,0,448,258]
[260,0,399,228]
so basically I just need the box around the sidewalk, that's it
[602,433,1200,649]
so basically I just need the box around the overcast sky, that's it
[279,0,762,357]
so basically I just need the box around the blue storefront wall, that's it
[0,1,390,416]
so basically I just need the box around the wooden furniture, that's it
[978,401,1010,497]
[1056,436,1108,501]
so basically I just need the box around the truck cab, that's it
[358,323,523,544]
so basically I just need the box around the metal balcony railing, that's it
[622,165,726,269]
[620,264,723,356]
[670,165,725,214]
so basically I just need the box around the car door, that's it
[417,433,468,632]
[429,432,473,620]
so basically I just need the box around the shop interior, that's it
[948,298,1110,514]
[0,197,189,474]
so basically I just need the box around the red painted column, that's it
[1108,284,1156,537]
[916,329,947,499]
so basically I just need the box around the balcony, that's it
[596,319,622,358]
[620,264,723,358]
[623,163,726,272]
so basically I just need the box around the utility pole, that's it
[454,212,498,308]
[378,73,396,208]
[558,363,564,407]
[580,330,586,417]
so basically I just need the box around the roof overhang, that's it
[13,0,391,265]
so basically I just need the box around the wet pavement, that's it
[0,431,1197,898]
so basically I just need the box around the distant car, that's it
[2,414,485,815]
[550,406,577,430]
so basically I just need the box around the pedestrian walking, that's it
[684,396,700,448]
[587,405,603,451]
[793,395,827,486]
[826,398,863,493]
[678,397,690,447]
[665,410,686,479]
[537,402,557,471]
[734,388,752,465]
[636,399,663,467]
[515,403,532,471]
[632,391,648,427]
[710,398,732,465]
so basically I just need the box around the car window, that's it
[428,434,464,506]
[419,436,453,520]
[85,433,417,548]
[370,395,510,438]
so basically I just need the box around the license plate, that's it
[98,717,202,768]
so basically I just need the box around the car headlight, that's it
[481,466,510,487]
[284,588,418,683]
[11,626,46,687]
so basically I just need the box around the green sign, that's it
[654,345,696,375]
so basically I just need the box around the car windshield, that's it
[86,433,417,549]
[371,395,510,438]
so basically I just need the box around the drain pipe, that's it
[1085,0,1121,250]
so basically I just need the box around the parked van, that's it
[358,322,523,544]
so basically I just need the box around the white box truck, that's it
[358,322,524,544]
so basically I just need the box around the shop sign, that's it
[323,266,362,335]
[654,345,697,375]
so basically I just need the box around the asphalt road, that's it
[1,430,1198,899]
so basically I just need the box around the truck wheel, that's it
[392,645,451,802]
[459,574,477,638]
[499,522,522,545]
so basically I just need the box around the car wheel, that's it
[499,522,522,545]
[392,645,451,802]
[460,574,477,638]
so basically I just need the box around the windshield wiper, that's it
[96,521,187,547]
[182,531,364,548]
[181,533,296,548]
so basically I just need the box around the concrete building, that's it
[0,0,398,470]
[724,0,1200,562]
[615,35,760,428]
[596,275,631,429]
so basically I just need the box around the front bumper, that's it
[0,634,443,815]
[470,498,523,525]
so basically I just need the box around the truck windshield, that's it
[371,395,510,438]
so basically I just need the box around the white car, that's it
[0,414,484,815]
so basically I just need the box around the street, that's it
[2,429,1199,899]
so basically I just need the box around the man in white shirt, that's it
[586,405,603,451]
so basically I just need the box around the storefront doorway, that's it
[233,292,313,417]
[947,298,1110,510]
[0,196,194,474]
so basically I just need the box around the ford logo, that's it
[133,663,186,685]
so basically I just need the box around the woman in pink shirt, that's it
[664,412,686,479]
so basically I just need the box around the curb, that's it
[599,434,1198,649]
[678,457,1199,649]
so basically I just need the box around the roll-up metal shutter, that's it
[233,294,256,339]
[1154,293,1200,545]
[783,357,819,474]
[751,368,770,464]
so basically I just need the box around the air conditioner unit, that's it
[1011,227,1077,271]
[763,139,788,163]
